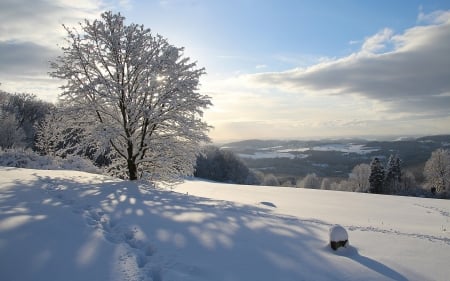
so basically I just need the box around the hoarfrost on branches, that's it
[0,113,26,149]
[424,148,450,195]
[49,11,212,180]
[349,163,370,192]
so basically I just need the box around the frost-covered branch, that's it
[49,11,211,181]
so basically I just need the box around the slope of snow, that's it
[1,167,449,281]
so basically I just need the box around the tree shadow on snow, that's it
[0,171,127,281]
[0,169,411,281]
[328,245,408,281]
[260,201,277,208]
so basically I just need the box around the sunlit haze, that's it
[1,0,449,141]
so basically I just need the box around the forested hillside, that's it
[199,136,450,198]
[221,136,450,180]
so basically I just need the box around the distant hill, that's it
[416,134,450,143]
[221,135,450,180]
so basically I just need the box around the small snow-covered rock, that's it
[329,225,348,250]
[329,225,348,241]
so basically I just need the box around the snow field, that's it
[1,167,449,281]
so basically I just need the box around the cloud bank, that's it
[0,0,106,99]
[248,11,450,118]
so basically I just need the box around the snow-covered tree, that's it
[385,154,402,194]
[330,181,341,191]
[349,163,371,192]
[399,170,417,195]
[0,113,26,149]
[35,110,68,157]
[297,173,320,189]
[424,149,450,195]
[320,178,332,190]
[4,93,52,144]
[369,157,385,194]
[263,174,280,186]
[50,11,211,180]
[0,90,52,148]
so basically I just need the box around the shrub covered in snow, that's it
[329,225,349,250]
[0,148,100,174]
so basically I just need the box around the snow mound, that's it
[329,225,349,250]
[330,225,349,242]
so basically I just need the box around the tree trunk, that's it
[128,159,138,180]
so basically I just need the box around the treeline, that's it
[194,145,306,186]
[0,89,106,165]
[194,146,260,185]
[194,145,450,199]
[0,90,53,149]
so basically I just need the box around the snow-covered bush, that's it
[329,225,349,250]
[0,148,100,174]
[0,148,54,168]
[58,156,101,174]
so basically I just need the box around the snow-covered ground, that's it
[237,143,378,159]
[1,167,449,281]
[311,143,379,154]
[238,151,298,159]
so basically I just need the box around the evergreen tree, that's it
[369,157,385,194]
[385,154,402,194]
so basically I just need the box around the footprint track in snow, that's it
[41,181,161,280]
[414,203,450,218]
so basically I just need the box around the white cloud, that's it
[361,28,393,54]
[201,10,450,140]
[0,0,104,46]
[417,9,450,24]
[0,0,107,99]
[247,11,450,118]
[202,73,391,140]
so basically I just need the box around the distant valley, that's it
[220,135,450,182]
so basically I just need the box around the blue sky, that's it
[1,0,450,141]
[126,1,447,70]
